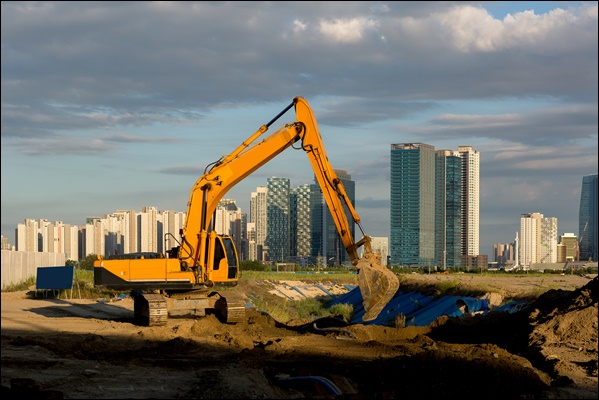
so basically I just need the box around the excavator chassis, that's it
[132,291,246,327]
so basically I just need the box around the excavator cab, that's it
[206,235,239,282]
[175,233,240,285]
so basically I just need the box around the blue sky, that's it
[1,1,597,259]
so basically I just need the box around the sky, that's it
[1,1,597,259]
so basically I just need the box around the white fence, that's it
[1,250,66,289]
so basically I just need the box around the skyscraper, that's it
[520,212,543,267]
[459,146,480,257]
[290,184,312,260]
[325,169,356,266]
[436,149,462,268]
[520,212,558,266]
[265,177,290,262]
[390,143,436,266]
[579,174,597,262]
[309,182,324,264]
[250,186,268,261]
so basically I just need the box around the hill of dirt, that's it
[1,274,597,399]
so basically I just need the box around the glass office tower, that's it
[390,143,436,267]
[436,150,462,269]
[265,177,290,262]
[579,174,597,262]
[311,169,356,266]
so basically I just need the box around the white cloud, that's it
[318,18,379,43]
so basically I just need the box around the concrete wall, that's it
[1,250,66,289]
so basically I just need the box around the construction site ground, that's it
[1,273,597,399]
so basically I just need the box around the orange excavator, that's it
[94,97,399,326]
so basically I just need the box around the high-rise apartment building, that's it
[389,143,437,267]
[104,210,134,256]
[250,186,268,261]
[323,169,356,266]
[265,177,290,262]
[309,183,324,264]
[85,218,103,258]
[436,149,462,268]
[520,212,558,266]
[540,217,558,263]
[520,212,542,267]
[579,174,597,262]
[16,218,41,252]
[290,184,312,261]
[459,146,480,257]
[239,212,248,262]
[139,206,158,253]
[246,221,257,261]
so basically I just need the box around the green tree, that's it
[79,254,100,270]
[240,260,270,271]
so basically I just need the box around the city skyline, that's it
[7,192,585,267]
[2,2,597,259]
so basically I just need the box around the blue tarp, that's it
[493,301,529,313]
[330,287,499,326]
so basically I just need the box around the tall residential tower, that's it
[459,146,480,257]
[389,143,436,267]
[579,174,597,262]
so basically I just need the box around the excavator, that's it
[94,97,399,326]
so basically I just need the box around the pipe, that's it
[277,375,343,396]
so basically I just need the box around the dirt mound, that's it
[427,275,598,398]
[1,275,597,399]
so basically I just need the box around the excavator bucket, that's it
[356,252,400,322]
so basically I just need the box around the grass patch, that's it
[2,276,36,292]
[240,270,358,284]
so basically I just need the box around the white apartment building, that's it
[370,237,389,266]
[250,186,268,261]
[215,199,243,257]
[17,219,79,260]
[459,146,480,257]
[520,212,558,266]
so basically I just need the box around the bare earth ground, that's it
[1,274,597,399]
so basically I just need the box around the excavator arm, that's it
[180,97,398,321]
